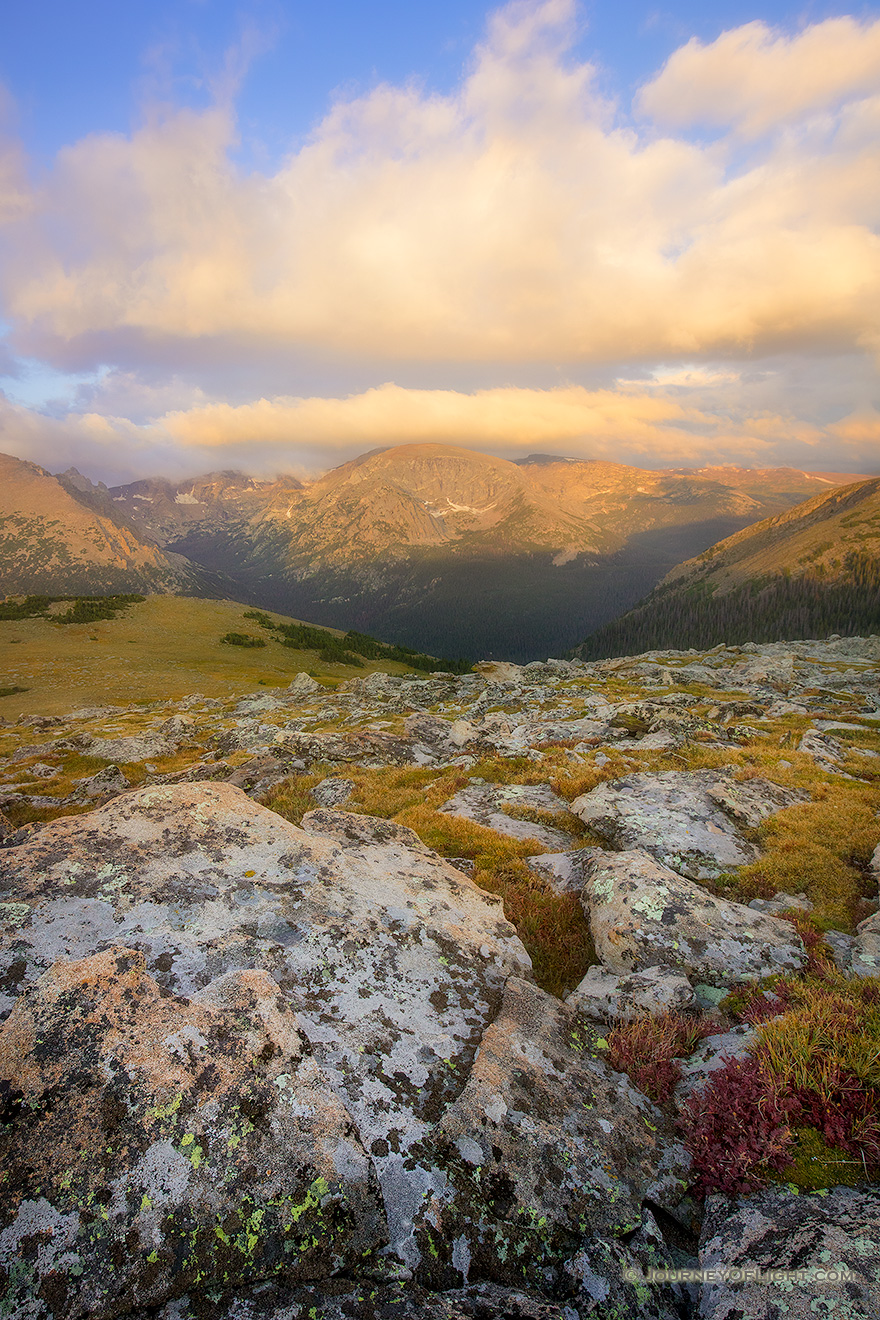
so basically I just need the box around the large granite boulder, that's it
[0,784,531,1271]
[415,977,691,1314]
[571,770,806,880]
[580,850,805,986]
[0,949,383,1320]
[698,1186,880,1319]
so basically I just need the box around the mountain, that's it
[109,443,870,662]
[0,453,220,597]
[573,477,880,658]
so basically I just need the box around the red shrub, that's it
[679,1056,797,1196]
[607,1011,713,1105]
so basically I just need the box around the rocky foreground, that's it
[1,637,880,1318]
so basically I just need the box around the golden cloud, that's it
[1,2,878,366]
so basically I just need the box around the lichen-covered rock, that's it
[309,776,355,808]
[412,977,690,1313]
[851,910,880,977]
[698,1186,880,1319]
[0,783,532,1268]
[438,783,578,850]
[673,1026,757,1105]
[580,850,805,986]
[571,771,805,880]
[525,846,606,895]
[566,964,696,1022]
[66,763,130,803]
[0,948,384,1320]
[130,1277,588,1319]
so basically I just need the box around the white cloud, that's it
[637,17,880,137]
[0,2,878,371]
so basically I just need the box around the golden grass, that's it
[0,595,423,718]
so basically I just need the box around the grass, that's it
[0,595,430,718]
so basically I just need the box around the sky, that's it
[0,0,879,483]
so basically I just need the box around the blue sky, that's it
[0,0,878,480]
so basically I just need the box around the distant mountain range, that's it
[0,444,873,660]
[574,476,880,658]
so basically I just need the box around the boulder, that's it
[283,672,321,699]
[524,845,606,895]
[135,1278,597,1319]
[851,910,880,977]
[673,1025,757,1106]
[580,850,805,986]
[698,1186,880,1319]
[0,783,531,1269]
[438,783,578,850]
[566,964,697,1022]
[798,729,845,770]
[309,776,356,808]
[66,763,130,803]
[415,977,690,1314]
[0,948,384,1320]
[571,770,805,880]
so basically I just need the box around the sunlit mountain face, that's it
[98,444,867,661]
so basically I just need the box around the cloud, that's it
[1,1,878,372]
[2,373,877,485]
[637,17,880,137]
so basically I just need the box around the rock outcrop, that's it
[579,850,805,985]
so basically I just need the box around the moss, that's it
[776,1127,874,1191]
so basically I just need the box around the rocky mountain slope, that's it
[0,454,223,597]
[1,631,879,1318]
[108,445,871,661]
[576,477,880,659]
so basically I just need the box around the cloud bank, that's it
[0,0,877,478]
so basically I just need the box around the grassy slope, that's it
[0,595,422,718]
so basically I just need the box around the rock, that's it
[798,729,845,769]
[472,661,522,682]
[566,964,697,1022]
[130,1277,591,1319]
[571,770,804,880]
[698,1186,880,1319]
[823,927,855,973]
[673,1025,757,1105]
[66,763,131,803]
[524,845,606,895]
[0,808,12,842]
[276,728,415,767]
[747,892,813,916]
[0,948,384,1320]
[580,850,805,986]
[309,777,356,808]
[222,754,299,797]
[870,841,880,891]
[0,783,531,1269]
[851,910,880,977]
[416,977,690,1312]
[438,783,578,850]
[284,672,321,699]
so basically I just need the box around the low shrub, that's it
[219,632,267,648]
[607,1011,713,1105]
[681,1056,798,1196]
[682,971,880,1194]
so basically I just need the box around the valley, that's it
[2,444,872,662]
